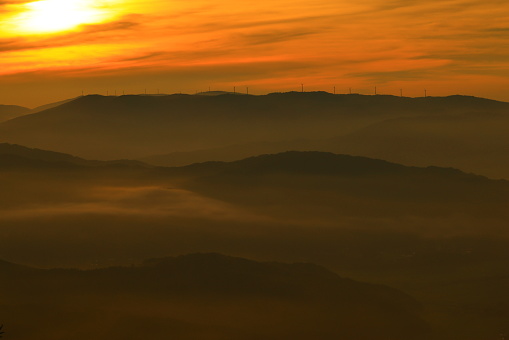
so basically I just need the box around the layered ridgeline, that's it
[0,253,427,340]
[0,104,30,123]
[0,143,146,168]
[1,145,507,263]
[0,146,508,339]
[0,98,76,123]
[1,145,507,233]
[1,93,508,178]
[28,97,78,114]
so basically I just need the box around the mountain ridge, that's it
[1,143,503,184]
[0,143,149,168]
[0,104,30,123]
[0,252,429,339]
[2,93,507,162]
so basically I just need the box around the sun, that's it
[14,0,113,34]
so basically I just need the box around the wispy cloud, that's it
[1,0,508,105]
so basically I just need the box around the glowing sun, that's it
[15,0,113,34]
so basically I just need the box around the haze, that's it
[1,1,508,339]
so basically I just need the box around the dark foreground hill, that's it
[1,93,508,179]
[0,253,428,340]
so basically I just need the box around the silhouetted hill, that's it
[0,153,83,169]
[0,253,428,340]
[0,104,30,123]
[29,97,78,114]
[191,151,408,175]
[140,139,321,167]
[0,143,148,168]
[1,150,507,339]
[1,93,506,165]
[106,253,419,305]
[141,253,360,296]
[324,110,509,179]
[0,143,90,165]
[173,152,509,224]
[196,91,247,96]
[176,151,490,179]
[0,259,36,274]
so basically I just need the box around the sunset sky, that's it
[0,0,508,107]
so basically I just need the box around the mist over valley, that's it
[0,93,508,339]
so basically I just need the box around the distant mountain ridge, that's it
[1,92,506,165]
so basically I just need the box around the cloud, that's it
[347,69,434,82]
[0,16,142,53]
[234,29,321,46]
[1,0,509,106]
[485,27,509,32]
[0,0,31,4]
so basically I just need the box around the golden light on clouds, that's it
[4,0,122,35]
[0,0,508,106]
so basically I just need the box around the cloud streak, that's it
[0,0,508,106]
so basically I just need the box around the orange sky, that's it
[0,0,508,107]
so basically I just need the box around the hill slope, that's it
[176,151,509,224]
[0,253,427,340]
[0,150,507,339]
[1,93,506,167]
[29,97,78,114]
[0,143,148,168]
[0,104,30,123]
[324,111,509,179]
